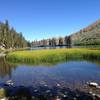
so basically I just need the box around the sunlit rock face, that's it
[71,20,100,45]
[31,20,100,47]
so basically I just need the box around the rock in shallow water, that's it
[0,83,100,100]
[87,81,99,87]
[6,80,14,86]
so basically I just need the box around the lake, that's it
[31,45,100,50]
[0,57,100,92]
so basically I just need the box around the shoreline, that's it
[0,83,100,100]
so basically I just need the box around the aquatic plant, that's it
[6,48,100,64]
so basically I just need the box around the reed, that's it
[6,48,100,64]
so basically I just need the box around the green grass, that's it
[6,48,100,65]
[0,88,6,99]
[0,49,3,53]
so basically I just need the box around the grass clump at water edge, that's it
[6,48,100,64]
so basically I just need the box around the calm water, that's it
[0,58,100,91]
[31,45,100,50]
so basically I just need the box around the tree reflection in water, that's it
[0,57,16,78]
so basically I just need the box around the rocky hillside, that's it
[71,20,100,45]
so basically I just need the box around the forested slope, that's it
[0,20,29,49]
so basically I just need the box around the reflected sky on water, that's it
[0,57,100,90]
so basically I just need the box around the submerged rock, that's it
[0,97,8,100]
[87,82,99,88]
[6,80,14,86]
[56,83,61,87]
[0,83,100,100]
[55,96,61,100]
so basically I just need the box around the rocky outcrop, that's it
[71,20,100,45]
[32,19,100,47]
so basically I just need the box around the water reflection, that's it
[0,57,16,78]
[0,57,100,79]
[0,58,100,87]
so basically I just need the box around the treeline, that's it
[1,19,100,49]
[0,20,30,49]
[32,19,100,47]
[32,36,71,47]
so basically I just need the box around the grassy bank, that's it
[6,48,100,64]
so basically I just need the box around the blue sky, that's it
[0,0,100,41]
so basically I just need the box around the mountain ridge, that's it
[71,19,100,45]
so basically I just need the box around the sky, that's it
[0,0,100,41]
